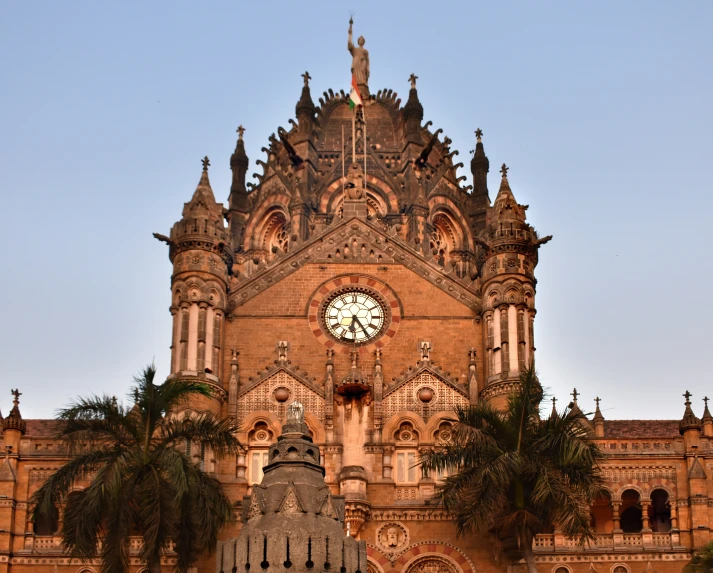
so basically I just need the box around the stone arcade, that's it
[0,21,710,573]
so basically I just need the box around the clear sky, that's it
[1,1,711,420]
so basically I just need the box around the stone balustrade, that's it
[533,531,684,553]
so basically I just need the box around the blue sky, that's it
[1,1,711,420]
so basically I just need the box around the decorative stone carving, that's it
[406,556,459,573]
[247,494,263,521]
[383,370,468,421]
[375,521,409,560]
[238,370,324,424]
[278,487,304,514]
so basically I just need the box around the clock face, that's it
[324,290,386,343]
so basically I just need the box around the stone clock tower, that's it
[156,24,550,572]
[0,20,705,573]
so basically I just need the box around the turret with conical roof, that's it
[477,165,552,409]
[155,158,232,417]
[470,128,490,221]
[228,126,250,248]
[702,396,713,437]
[295,72,317,142]
[217,402,366,573]
[593,397,605,438]
[2,390,25,467]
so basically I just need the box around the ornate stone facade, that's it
[0,22,709,573]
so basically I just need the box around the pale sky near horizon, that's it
[1,1,711,421]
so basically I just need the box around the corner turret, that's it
[478,165,552,409]
[2,390,25,461]
[154,158,231,416]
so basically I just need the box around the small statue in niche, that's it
[345,162,365,200]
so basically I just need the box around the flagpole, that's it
[363,106,367,192]
[352,106,356,164]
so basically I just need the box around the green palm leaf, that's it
[31,364,241,573]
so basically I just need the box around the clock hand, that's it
[353,316,367,332]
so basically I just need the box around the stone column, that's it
[499,305,509,379]
[483,311,494,379]
[641,501,651,531]
[516,305,527,372]
[382,446,394,480]
[670,500,679,530]
[169,306,179,373]
[612,502,622,532]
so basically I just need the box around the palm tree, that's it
[420,367,606,573]
[31,365,241,573]
[684,541,713,573]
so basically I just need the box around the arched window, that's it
[649,489,671,532]
[394,422,419,484]
[262,211,289,256]
[430,215,457,268]
[247,422,275,485]
[33,505,58,536]
[620,489,642,533]
[590,491,614,534]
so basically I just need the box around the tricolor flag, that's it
[348,74,363,110]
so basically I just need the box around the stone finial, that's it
[419,341,431,363]
[3,389,26,434]
[277,341,289,363]
[500,163,509,178]
[475,128,483,143]
[703,396,713,422]
[236,125,245,140]
[571,388,579,404]
[680,390,702,434]
[201,156,210,172]
[408,73,418,89]
[550,396,557,417]
[593,396,605,423]
[468,348,477,363]
[302,71,311,87]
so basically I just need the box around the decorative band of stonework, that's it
[307,274,401,354]
[479,380,521,401]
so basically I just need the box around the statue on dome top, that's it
[348,17,370,87]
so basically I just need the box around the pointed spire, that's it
[296,71,316,118]
[230,125,249,199]
[680,390,702,434]
[593,396,604,422]
[403,74,423,142]
[703,396,712,422]
[471,128,490,202]
[181,156,223,223]
[3,389,26,434]
[550,396,557,418]
[491,163,527,223]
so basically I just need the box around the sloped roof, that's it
[602,420,680,439]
